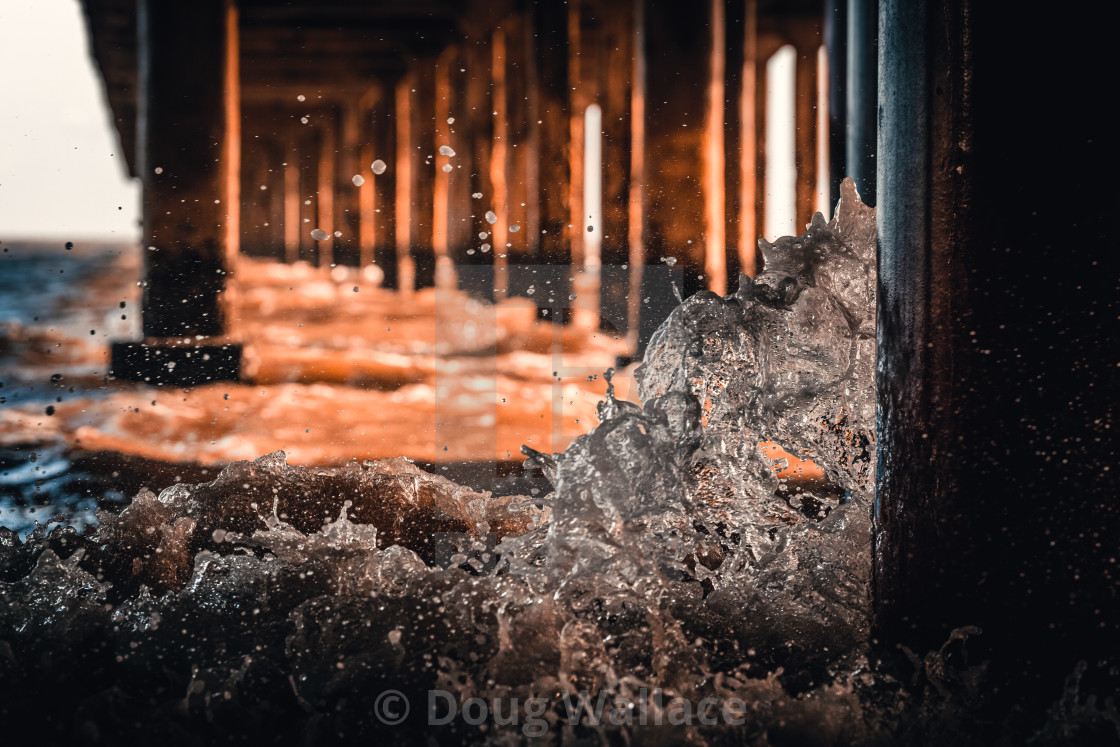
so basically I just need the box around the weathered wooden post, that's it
[357,101,378,269]
[558,0,636,334]
[626,0,646,352]
[393,65,438,292]
[433,48,475,272]
[265,141,286,258]
[792,31,819,228]
[315,109,336,267]
[643,0,711,299]
[876,0,1117,708]
[702,0,727,296]
[238,130,270,258]
[532,3,571,274]
[500,13,542,297]
[490,28,511,300]
[283,135,301,264]
[394,76,416,295]
[565,0,636,330]
[370,92,397,283]
[111,0,241,385]
[337,97,371,267]
[412,63,438,289]
[595,0,635,330]
[737,0,760,279]
[433,47,459,290]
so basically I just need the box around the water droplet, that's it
[472,192,483,199]
[352,174,365,186]
[441,164,452,173]
[310,229,329,241]
[485,211,498,225]
[439,145,456,157]
[509,225,520,233]
[371,160,387,175]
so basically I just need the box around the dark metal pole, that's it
[875,0,1117,711]
[823,0,847,208]
[846,0,876,204]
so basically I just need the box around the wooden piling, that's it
[136,0,236,338]
[703,0,727,295]
[794,36,819,228]
[490,28,510,300]
[738,0,759,278]
[112,0,242,384]
[433,47,458,290]
[394,77,415,295]
[316,108,336,266]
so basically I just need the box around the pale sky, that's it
[0,0,141,241]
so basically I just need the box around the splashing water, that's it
[3,180,1110,743]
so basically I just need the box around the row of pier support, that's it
[115,0,842,380]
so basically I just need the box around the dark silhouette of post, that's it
[533,3,571,274]
[845,0,875,204]
[823,0,847,207]
[111,0,241,385]
[643,1,709,298]
[876,0,1117,710]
